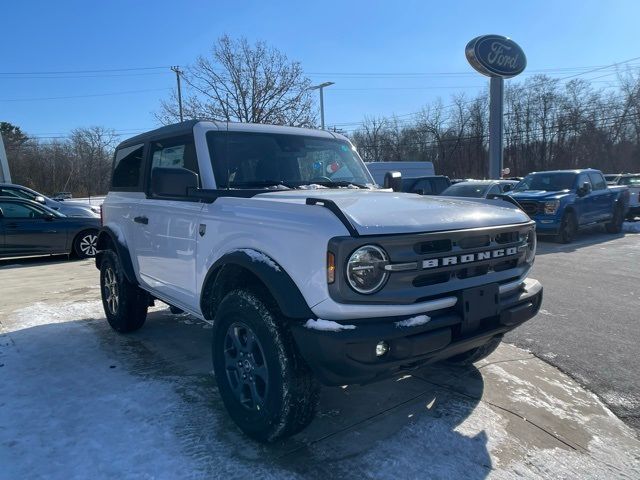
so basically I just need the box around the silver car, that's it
[0,183,99,218]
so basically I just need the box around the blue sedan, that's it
[0,198,101,259]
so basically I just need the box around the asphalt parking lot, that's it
[506,225,640,433]
[1,229,639,478]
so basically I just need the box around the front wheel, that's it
[100,250,149,333]
[557,212,577,243]
[211,289,319,442]
[605,204,624,234]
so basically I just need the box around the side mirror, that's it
[151,167,199,197]
[502,184,513,192]
[43,212,56,220]
[577,182,591,197]
[35,195,46,204]
[384,171,402,192]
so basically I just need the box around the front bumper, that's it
[530,215,561,234]
[291,278,542,386]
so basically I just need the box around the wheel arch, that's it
[200,250,313,321]
[95,226,137,285]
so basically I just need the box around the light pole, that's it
[310,81,334,129]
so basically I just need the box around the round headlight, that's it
[525,229,537,264]
[346,245,389,294]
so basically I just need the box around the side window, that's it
[576,173,591,190]
[0,187,33,200]
[0,202,45,219]
[413,179,433,195]
[149,136,200,194]
[588,173,606,190]
[112,143,145,190]
[488,185,502,195]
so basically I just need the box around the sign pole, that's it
[465,35,526,180]
[488,76,504,179]
[0,133,11,183]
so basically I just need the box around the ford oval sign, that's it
[465,35,526,78]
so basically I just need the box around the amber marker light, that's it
[327,252,336,284]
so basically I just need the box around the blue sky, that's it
[1,0,638,140]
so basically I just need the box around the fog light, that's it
[376,341,389,357]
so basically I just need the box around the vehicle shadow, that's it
[0,253,78,269]
[535,224,627,255]
[1,307,491,479]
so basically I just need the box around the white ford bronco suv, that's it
[96,120,542,442]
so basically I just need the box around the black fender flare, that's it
[95,226,137,285]
[201,249,313,320]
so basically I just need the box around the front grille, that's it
[328,222,535,305]
[415,239,452,255]
[518,200,540,217]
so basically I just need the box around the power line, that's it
[0,87,171,102]
[0,66,170,75]
[0,72,170,80]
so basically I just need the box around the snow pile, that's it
[304,318,356,331]
[297,184,328,190]
[234,248,281,271]
[622,221,640,233]
[395,314,431,328]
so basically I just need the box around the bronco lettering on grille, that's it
[422,246,518,269]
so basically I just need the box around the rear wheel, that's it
[100,250,149,333]
[73,230,98,258]
[605,204,624,234]
[446,336,502,366]
[557,211,577,243]
[211,289,319,442]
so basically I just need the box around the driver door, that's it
[0,201,67,255]
[574,173,594,225]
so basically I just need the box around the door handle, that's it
[134,216,149,225]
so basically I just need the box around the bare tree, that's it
[350,73,640,177]
[157,35,317,127]
[68,127,118,195]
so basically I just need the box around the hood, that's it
[47,200,99,217]
[256,189,530,235]
[510,190,570,201]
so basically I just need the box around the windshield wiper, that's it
[301,180,371,189]
[224,180,294,189]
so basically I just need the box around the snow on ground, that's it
[1,299,639,479]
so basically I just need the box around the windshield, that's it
[514,173,576,192]
[441,183,490,198]
[206,131,375,189]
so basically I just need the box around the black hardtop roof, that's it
[116,120,200,149]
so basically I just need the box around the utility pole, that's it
[0,132,11,183]
[171,66,184,122]
[310,81,335,129]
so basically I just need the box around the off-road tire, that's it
[557,211,577,243]
[100,249,149,333]
[605,204,624,234]
[73,229,99,258]
[446,335,503,366]
[211,288,320,442]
